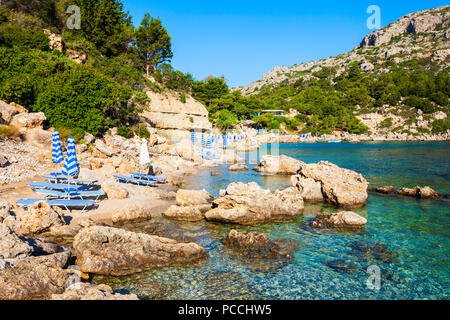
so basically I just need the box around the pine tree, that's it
[135,13,173,75]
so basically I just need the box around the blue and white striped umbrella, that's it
[51,131,63,164]
[62,137,79,177]
[206,136,212,149]
[191,131,198,144]
[201,133,205,146]
[223,135,228,149]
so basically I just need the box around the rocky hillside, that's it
[235,6,449,96]
[231,6,449,137]
[141,91,212,143]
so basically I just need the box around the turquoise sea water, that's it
[94,142,450,300]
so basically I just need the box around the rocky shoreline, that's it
[0,126,447,300]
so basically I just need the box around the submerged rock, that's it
[325,259,359,274]
[224,230,299,273]
[143,222,199,243]
[52,283,139,300]
[73,226,208,276]
[312,211,367,229]
[225,230,297,260]
[348,241,399,264]
[205,182,304,225]
[253,155,303,175]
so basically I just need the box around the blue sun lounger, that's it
[113,175,157,186]
[34,189,105,201]
[129,172,167,183]
[28,182,89,191]
[42,176,98,185]
[16,199,95,214]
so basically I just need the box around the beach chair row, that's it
[17,172,166,213]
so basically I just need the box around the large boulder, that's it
[163,205,205,222]
[0,155,9,168]
[95,140,115,157]
[20,201,66,235]
[0,200,13,221]
[73,226,208,276]
[253,155,304,175]
[9,112,46,132]
[0,224,33,262]
[294,161,369,208]
[375,185,442,199]
[204,182,304,225]
[101,181,129,199]
[24,129,53,149]
[52,283,139,300]
[291,176,324,202]
[273,187,305,215]
[111,206,152,224]
[312,211,367,229]
[0,100,19,124]
[176,189,213,206]
[0,251,71,300]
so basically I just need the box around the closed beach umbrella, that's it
[191,131,198,144]
[51,131,63,165]
[201,133,205,146]
[223,135,228,149]
[206,136,212,149]
[139,138,150,168]
[62,137,79,177]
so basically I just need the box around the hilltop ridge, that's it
[234,6,450,96]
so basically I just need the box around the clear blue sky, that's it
[123,0,448,87]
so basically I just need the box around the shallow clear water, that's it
[94,142,450,300]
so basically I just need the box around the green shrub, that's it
[33,66,134,136]
[117,125,134,138]
[431,119,450,134]
[135,124,150,138]
[0,24,49,51]
[0,74,35,107]
[405,96,436,113]
[380,117,393,128]
[216,109,238,131]
[0,124,18,138]
[56,126,85,142]
[180,93,186,103]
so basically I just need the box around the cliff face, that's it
[234,6,450,96]
[359,7,449,48]
[141,91,212,142]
